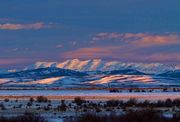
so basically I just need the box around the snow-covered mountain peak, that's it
[22,59,178,74]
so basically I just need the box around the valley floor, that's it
[0,94,180,122]
[0,90,180,100]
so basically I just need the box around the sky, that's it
[0,0,180,68]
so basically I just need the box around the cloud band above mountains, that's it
[0,22,51,30]
[63,32,180,63]
[92,33,180,47]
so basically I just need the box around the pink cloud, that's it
[62,32,180,63]
[124,33,180,47]
[0,22,50,30]
[145,53,180,62]
[92,32,180,47]
[63,46,121,59]
[62,46,134,60]
[62,45,180,63]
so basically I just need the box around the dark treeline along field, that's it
[0,112,46,122]
[0,110,180,122]
[65,110,180,122]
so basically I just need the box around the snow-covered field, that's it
[0,89,179,122]
[0,90,179,100]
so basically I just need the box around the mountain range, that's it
[0,59,180,88]
[24,59,179,74]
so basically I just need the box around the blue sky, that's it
[0,0,180,68]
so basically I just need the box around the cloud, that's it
[92,32,123,41]
[62,46,138,61]
[56,44,63,48]
[145,52,180,62]
[0,22,51,30]
[62,45,180,63]
[70,41,77,46]
[125,33,180,47]
[63,46,121,59]
[11,48,19,52]
[62,32,180,63]
[92,33,180,47]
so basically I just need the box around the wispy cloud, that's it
[145,52,180,62]
[92,32,123,41]
[63,44,180,63]
[63,46,121,59]
[56,44,63,48]
[0,22,51,30]
[125,33,180,47]
[92,33,180,47]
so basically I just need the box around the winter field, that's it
[0,90,180,100]
[0,90,180,122]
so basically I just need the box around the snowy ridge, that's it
[0,62,180,88]
[25,59,177,74]
[0,69,17,74]
[1,74,180,88]
[0,67,87,78]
